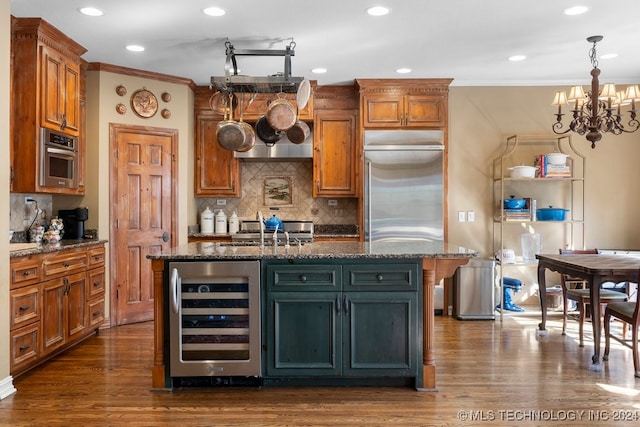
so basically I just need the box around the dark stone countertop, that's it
[9,239,108,258]
[147,241,477,261]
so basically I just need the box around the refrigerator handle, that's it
[366,160,371,242]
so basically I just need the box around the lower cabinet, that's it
[9,243,106,376]
[263,260,420,381]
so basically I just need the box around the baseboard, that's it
[0,375,17,400]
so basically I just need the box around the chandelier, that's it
[551,35,640,148]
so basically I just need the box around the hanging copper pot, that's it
[216,94,246,151]
[266,93,296,131]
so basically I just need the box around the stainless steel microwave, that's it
[40,128,79,189]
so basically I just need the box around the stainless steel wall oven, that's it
[168,261,261,378]
[40,127,78,189]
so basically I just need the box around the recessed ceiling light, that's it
[79,7,103,17]
[508,55,526,62]
[126,45,145,52]
[203,7,226,17]
[600,53,618,59]
[564,6,589,16]
[311,68,327,74]
[395,68,412,74]
[366,6,390,16]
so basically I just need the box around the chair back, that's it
[559,249,598,284]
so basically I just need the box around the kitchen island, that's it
[149,241,475,390]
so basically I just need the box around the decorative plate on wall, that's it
[131,88,158,118]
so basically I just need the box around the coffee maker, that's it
[58,207,89,239]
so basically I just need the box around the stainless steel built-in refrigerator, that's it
[363,130,444,243]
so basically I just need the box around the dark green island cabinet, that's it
[262,258,422,386]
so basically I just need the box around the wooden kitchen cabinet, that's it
[11,17,87,194]
[356,79,452,129]
[42,271,87,355]
[263,260,420,382]
[40,43,82,134]
[194,113,241,197]
[237,90,314,122]
[9,243,106,377]
[313,109,358,197]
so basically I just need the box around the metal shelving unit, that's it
[492,134,586,321]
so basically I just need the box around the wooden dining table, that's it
[536,253,640,370]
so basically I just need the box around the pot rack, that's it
[210,39,304,94]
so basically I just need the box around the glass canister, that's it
[521,233,542,262]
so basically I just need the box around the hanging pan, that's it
[216,94,246,151]
[256,115,283,146]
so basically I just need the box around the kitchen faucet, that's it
[284,231,290,248]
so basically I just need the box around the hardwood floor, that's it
[1,311,639,426]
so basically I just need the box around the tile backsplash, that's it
[10,193,53,235]
[196,160,358,224]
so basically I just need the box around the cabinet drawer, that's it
[344,263,419,291]
[10,258,41,288]
[88,246,106,268]
[266,264,340,291]
[87,266,106,299]
[42,252,87,278]
[11,323,40,370]
[87,297,105,328]
[10,285,40,329]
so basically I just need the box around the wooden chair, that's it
[559,249,628,347]
[603,269,640,377]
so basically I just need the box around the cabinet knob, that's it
[299,275,307,283]
[23,271,31,277]
[376,274,384,282]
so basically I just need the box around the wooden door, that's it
[66,271,87,341]
[194,114,240,196]
[41,278,65,354]
[313,109,358,197]
[266,292,342,376]
[404,94,446,128]
[111,124,177,325]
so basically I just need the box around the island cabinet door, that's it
[342,292,418,377]
[265,292,342,377]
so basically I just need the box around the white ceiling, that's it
[10,0,640,87]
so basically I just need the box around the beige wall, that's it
[65,70,194,322]
[1,0,14,397]
[448,86,640,257]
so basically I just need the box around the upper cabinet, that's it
[11,17,87,195]
[313,86,360,198]
[40,44,82,135]
[194,87,241,197]
[356,79,452,129]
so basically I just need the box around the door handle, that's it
[170,268,180,314]
[160,232,169,242]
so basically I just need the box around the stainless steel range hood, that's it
[234,132,313,159]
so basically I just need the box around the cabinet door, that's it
[361,94,403,127]
[41,278,65,354]
[343,292,418,377]
[266,292,342,376]
[40,44,80,135]
[66,271,87,341]
[194,114,240,196]
[404,94,446,128]
[313,109,358,197]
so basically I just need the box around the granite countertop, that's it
[148,241,477,261]
[9,239,108,258]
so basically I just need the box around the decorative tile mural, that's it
[196,160,358,224]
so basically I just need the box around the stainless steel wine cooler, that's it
[168,261,261,377]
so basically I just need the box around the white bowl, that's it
[508,165,538,178]
[546,152,569,165]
